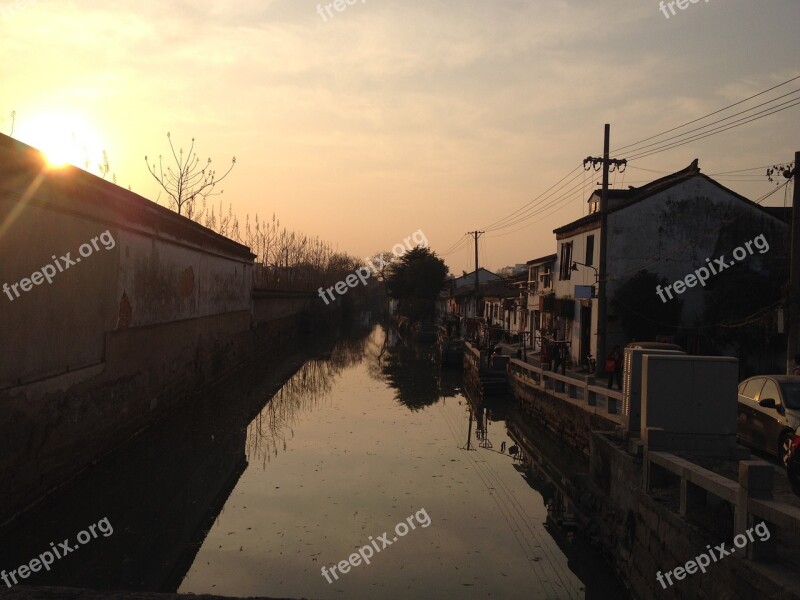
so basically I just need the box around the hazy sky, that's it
[2,0,799,274]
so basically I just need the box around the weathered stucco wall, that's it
[0,134,314,524]
[0,135,254,390]
[607,176,788,326]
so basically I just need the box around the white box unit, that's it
[622,343,685,436]
[641,354,739,455]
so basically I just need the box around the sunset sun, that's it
[15,112,103,170]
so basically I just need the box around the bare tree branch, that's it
[145,132,236,216]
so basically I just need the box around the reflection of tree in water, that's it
[246,322,375,468]
[365,325,462,411]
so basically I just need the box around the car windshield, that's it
[780,382,800,410]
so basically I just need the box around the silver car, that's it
[737,375,800,463]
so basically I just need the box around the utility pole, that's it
[467,231,484,318]
[787,152,800,374]
[583,125,627,377]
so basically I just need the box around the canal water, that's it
[0,322,627,600]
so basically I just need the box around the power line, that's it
[445,75,800,262]
[486,173,594,237]
[481,164,583,232]
[440,233,470,256]
[627,97,800,162]
[623,88,800,158]
[613,74,800,154]
[710,162,793,176]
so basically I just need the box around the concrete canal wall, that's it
[502,347,800,600]
[589,432,800,600]
[0,134,327,524]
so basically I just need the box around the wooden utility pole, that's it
[598,125,610,378]
[583,125,626,377]
[467,230,484,318]
[787,151,800,374]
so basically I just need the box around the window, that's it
[540,268,552,289]
[780,382,800,409]
[559,242,573,280]
[741,378,765,400]
[585,235,595,266]
[760,380,781,406]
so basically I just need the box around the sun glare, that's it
[15,113,103,171]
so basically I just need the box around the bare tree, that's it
[145,132,236,216]
[97,150,118,184]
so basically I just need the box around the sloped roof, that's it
[0,133,255,260]
[554,159,786,235]
[481,279,519,299]
[450,277,517,299]
[526,253,557,266]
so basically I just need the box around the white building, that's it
[552,159,788,365]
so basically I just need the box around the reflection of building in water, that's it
[0,372,252,593]
[505,406,630,600]
[463,383,510,451]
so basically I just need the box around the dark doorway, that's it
[580,305,592,361]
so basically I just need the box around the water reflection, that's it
[371,327,462,411]
[0,322,364,592]
[0,321,627,599]
[505,405,630,600]
[248,359,334,468]
[247,322,377,467]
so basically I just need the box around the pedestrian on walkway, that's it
[606,345,623,390]
[552,342,561,374]
[793,353,800,375]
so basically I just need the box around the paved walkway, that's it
[0,587,306,600]
[493,342,621,389]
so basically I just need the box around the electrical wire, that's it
[446,76,800,268]
[612,74,800,154]
[622,88,800,158]
[481,164,584,232]
[710,162,793,176]
[440,233,470,256]
[487,174,598,238]
[626,98,800,162]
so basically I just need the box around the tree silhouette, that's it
[386,246,448,322]
[611,269,682,342]
[145,132,236,216]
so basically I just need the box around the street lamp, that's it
[571,261,599,283]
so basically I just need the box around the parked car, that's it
[737,375,800,464]
[786,429,800,495]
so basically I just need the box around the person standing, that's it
[606,345,623,390]
[794,353,800,375]
[552,341,561,374]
